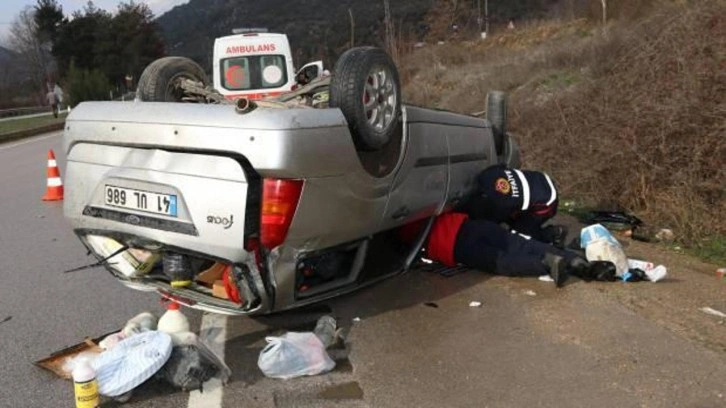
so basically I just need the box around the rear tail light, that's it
[261,178,303,249]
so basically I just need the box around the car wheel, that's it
[136,57,209,102]
[486,91,507,156]
[330,47,401,151]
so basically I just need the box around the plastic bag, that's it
[627,259,667,282]
[156,331,231,391]
[580,224,628,277]
[258,332,335,379]
[121,312,158,337]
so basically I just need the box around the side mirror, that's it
[295,61,324,86]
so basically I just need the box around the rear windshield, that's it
[220,55,288,91]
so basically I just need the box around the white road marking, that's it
[188,313,228,408]
[0,131,62,151]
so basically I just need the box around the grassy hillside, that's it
[401,0,725,251]
[155,0,565,69]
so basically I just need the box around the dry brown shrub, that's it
[401,0,726,244]
[514,1,726,243]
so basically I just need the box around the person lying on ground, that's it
[407,212,611,287]
[463,164,566,246]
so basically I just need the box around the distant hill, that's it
[0,46,16,63]
[155,0,560,70]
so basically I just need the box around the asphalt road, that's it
[0,131,724,407]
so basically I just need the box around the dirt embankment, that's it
[400,0,726,251]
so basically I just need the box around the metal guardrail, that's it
[0,106,49,119]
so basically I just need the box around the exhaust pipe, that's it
[235,98,257,114]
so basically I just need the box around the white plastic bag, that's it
[580,224,629,277]
[258,332,335,379]
[627,259,668,282]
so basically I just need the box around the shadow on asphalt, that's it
[99,378,178,407]
[220,266,495,385]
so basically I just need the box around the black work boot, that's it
[542,225,569,248]
[542,253,569,288]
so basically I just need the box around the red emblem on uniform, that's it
[495,178,511,194]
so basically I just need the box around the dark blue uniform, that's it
[465,165,559,241]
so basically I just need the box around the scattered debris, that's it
[352,317,361,323]
[258,332,335,379]
[419,260,469,277]
[524,290,537,297]
[36,307,231,402]
[644,265,667,282]
[655,228,675,242]
[469,301,482,308]
[700,307,726,319]
[92,331,173,397]
[538,275,554,282]
[424,302,439,308]
[313,316,338,349]
[581,224,629,277]
[36,333,113,379]
[626,259,668,282]
[157,333,231,392]
[716,268,726,279]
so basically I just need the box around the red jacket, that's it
[427,212,468,267]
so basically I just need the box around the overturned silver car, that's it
[63,47,520,315]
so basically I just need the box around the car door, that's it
[380,106,449,229]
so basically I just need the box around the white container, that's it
[72,359,99,408]
[157,302,190,345]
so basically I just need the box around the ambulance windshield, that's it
[221,55,287,91]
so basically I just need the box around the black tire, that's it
[486,91,507,155]
[330,47,401,151]
[136,57,209,102]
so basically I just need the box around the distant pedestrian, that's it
[46,90,59,118]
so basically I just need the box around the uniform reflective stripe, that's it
[48,159,57,167]
[513,169,530,211]
[511,229,531,240]
[544,173,557,205]
[48,177,62,187]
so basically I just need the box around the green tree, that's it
[66,60,112,107]
[95,1,165,90]
[34,0,64,46]
[53,1,164,91]
[52,4,111,77]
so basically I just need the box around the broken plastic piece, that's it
[469,301,482,308]
[700,307,726,319]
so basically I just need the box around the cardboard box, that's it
[212,280,229,299]
[196,263,227,286]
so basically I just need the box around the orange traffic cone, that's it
[42,149,64,201]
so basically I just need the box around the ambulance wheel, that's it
[137,57,209,102]
[330,47,401,151]
[486,91,507,156]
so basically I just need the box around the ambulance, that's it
[212,29,324,100]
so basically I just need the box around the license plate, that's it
[105,185,177,217]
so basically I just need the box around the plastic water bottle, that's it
[313,315,337,349]
[158,302,190,345]
[72,359,99,408]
